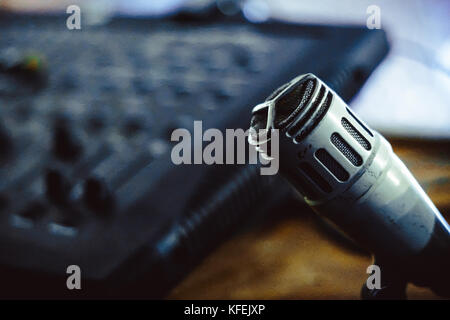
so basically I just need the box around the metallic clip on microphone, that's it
[248,73,450,299]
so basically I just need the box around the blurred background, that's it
[2,0,449,137]
[0,0,448,299]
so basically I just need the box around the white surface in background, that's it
[352,55,450,138]
[264,0,450,138]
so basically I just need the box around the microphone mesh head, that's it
[250,75,316,132]
[249,73,378,203]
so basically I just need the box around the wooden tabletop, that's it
[169,138,450,299]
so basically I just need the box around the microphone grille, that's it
[250,74,376,201]
[273,77,316,129]
[330,132,363,167]
[341,117,371,151]
[250,75,316,132]
[315,148,350,182]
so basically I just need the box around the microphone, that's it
[249,73,450,299]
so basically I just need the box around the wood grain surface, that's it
[169,138,450,299]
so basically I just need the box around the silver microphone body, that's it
[250,73,450,295]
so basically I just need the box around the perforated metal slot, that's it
[298,162,332,193]
[315,148,349,181]
[330,132,362,166]
[345,107,373,137]
[341,117,371,150]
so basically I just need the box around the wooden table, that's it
[169,138,450,299]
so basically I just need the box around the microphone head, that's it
[250,74,450,295]
[250,74,317,132]
[250,73,376,202]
